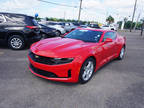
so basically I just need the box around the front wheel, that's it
[79,58,96,84]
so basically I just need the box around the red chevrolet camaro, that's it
[28,28,126,83]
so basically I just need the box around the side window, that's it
[111,32,117,40]
[0,14,4,23]
[4,14,25,24]
[103,32,117,41]
[103,32,112,41]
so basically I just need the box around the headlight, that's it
[51,58,74,64]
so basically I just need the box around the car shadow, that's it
[94,59,118,75]
[0,40,8,49]
[29,60,118,86]
[34,75,79,86]
[28,59,119,86]
[0,40,31,50]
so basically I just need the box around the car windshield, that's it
[65,29,103,43]
[58,23,65,26]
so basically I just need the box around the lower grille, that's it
[30,64,58,78]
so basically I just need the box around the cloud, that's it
[0,0,39,11]
[81,0,144,22]
[0,0,143,23]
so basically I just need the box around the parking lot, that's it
[0,31,144,108]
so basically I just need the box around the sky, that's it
[0,0,144,23]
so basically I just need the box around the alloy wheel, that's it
[10,38,23,49]
[82,61,94,81]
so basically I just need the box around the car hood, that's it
[31,37,96,58]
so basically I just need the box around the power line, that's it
[38,0,78,8]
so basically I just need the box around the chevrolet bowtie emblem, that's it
[35,55,39,58]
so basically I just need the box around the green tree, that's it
[124,21,135,29]
[106,15,114,24]
[35,17,41,21]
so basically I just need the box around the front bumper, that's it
[28,55,81,83]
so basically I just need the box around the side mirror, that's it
[104,38,113,43]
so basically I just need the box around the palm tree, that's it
[106,15,114,25]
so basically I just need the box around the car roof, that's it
[0,12,33,18]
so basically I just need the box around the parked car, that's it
[39,24,60,38]
[0,12,41,50]
[80,25,88,28]
[88,24,101,29]
[72,22,81,27]
[28,28,126,84]
[60,22,77,32]
[39,21,66,35]
[102,25,117,31]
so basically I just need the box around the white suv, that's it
[102,25,117,31]
[62,22,77,32]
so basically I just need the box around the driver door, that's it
[101,32,117,63]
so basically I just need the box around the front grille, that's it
[29,51,55,65]
[30,64,58,78]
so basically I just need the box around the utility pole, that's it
[78,0,82,22]
[134,12,140,30]
[64,11,66,20]
[130,0,137,32]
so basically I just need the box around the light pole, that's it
[130,0,137,32]
[78,0,83,22]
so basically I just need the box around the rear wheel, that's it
[79,58,96,84]
[8,35,25,50]
[118,47,125,60]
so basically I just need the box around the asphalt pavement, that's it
[0,31,144,108]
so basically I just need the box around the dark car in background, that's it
[39,24,59,38]
[72,22,81,27]
[88,24,101,29]
[0,12,41,50]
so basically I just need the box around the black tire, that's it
[117,46,125,60]
[8,35,25,50]
[55,30,61,37]
[79,58,96,84]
